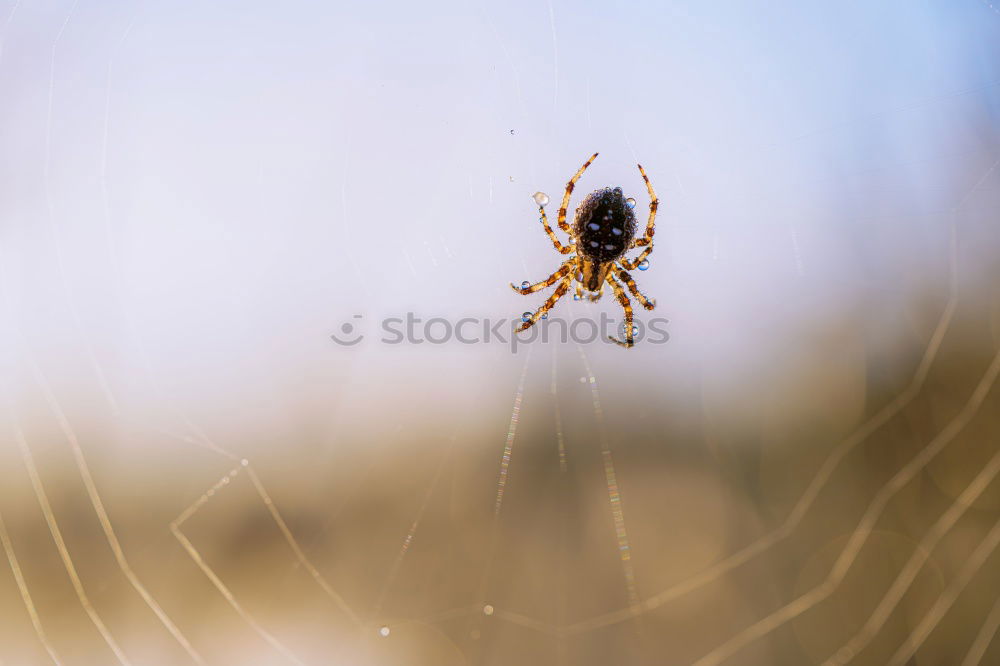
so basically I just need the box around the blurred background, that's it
[1,0,999,664]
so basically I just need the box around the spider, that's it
[510,152,658,348]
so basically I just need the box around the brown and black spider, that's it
[510,152,658,348]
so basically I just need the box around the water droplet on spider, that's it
[521,312,532,322]
[521,280,530,289]
[620,323,639,337]
[626,197,636,209]
[638,259,650,271]
[541,312,548,320]
[573,292,582,301]
[532,191,549,207]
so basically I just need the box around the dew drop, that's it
[541,312,548,320]
[532,191,550,207]
[626,197,636,209]
[638,259,650,271]
[521,312,532,322]
[521,280,530,289]
[573,293,582,301]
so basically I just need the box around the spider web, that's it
[1,1,1000,665]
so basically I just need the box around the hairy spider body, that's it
[574,187,637,291]
[510,153,659,348]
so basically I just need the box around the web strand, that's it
[170,462,307,665]
[962,594,1000,666]
[29,358,206,664]
[577,345,639,610]
[166,424,363,660]
[12,421,131,666]
[691,343,1000,665]
[0,504,64,665]
[372,439,454,617]
[473,347,535,634]
[822,350,1000,664]
[887,514,1000,666]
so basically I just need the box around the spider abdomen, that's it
[573,187,637,264]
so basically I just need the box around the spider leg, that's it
[621,164,659,266]
[511,258,576,294]
[516,276,573,333]
[557,152,599,234]
[614,267,655,310]
[620,245,653,270]
[636,163,658,243]
[606,273,635,348]
[538,204,574,254]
